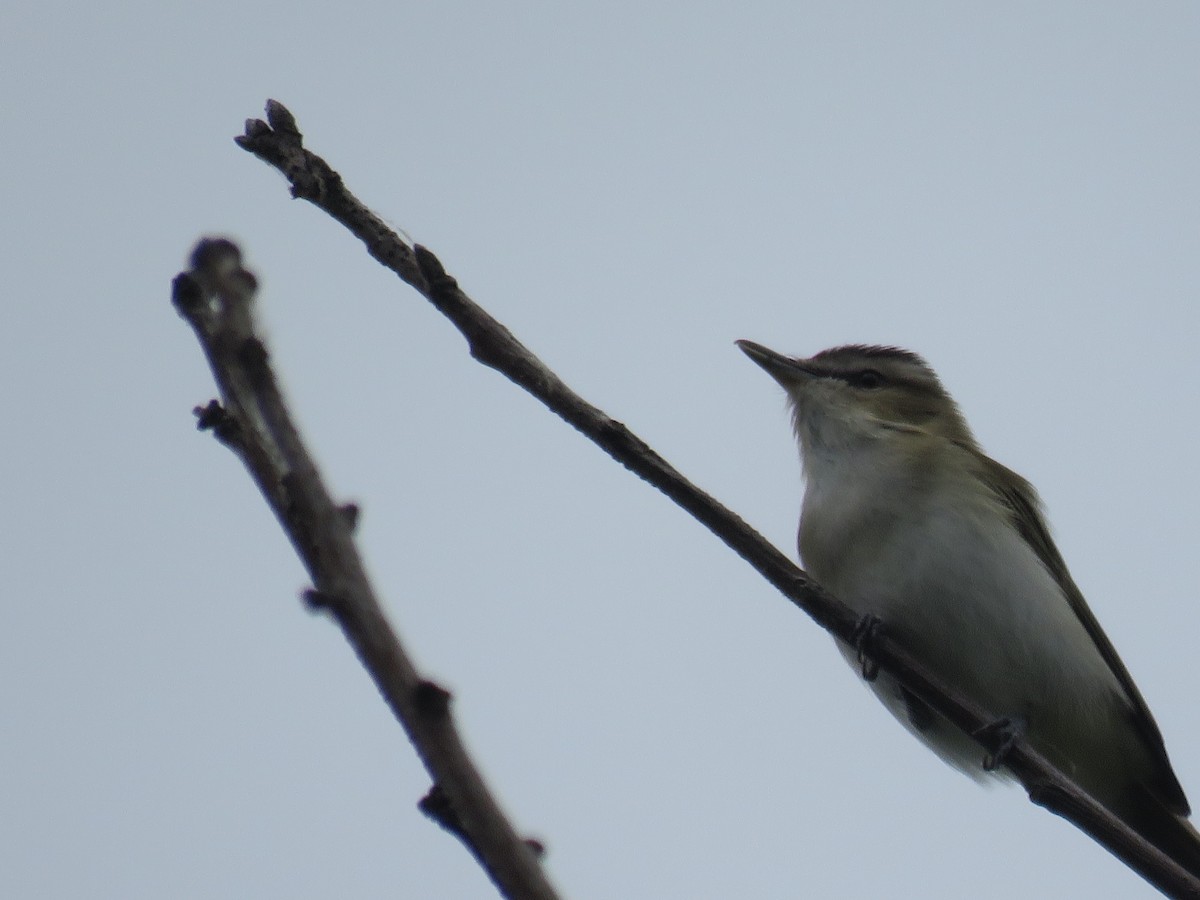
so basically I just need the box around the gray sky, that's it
[4,3,1199,898]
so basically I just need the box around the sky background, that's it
[4,3,1200,898]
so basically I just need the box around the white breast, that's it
[798,437,1127,780]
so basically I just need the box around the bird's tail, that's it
[1120,792,1200,885]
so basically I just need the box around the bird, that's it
[736,339,1200,879]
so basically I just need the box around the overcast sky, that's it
[5,3,1200,898]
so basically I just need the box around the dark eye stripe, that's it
[847,369,885,389]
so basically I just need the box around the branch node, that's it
[419,783,465,837]
[302,588,346,613]
[414,679,453,719]
[338,502,361,531]
[414,244,459,294]
[1027,779,1066,810]
[192,400,240,444]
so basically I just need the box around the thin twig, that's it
[172,238,559,900]
[233,99,1200,898]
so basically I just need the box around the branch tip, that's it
[190,237,243,273]
[239,118,271,143]
[265,99,301,138]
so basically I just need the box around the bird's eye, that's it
[850,369,885,389]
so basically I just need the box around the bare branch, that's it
[234,100,1200,897]
[172,238,559,900]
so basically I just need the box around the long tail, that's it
[1120,792,1200,884]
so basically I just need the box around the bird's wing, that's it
[973,451,1189,814]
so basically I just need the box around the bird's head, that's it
[736,341,975,453]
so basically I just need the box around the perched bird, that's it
[737,340,1200,878]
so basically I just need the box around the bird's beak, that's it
[736,340,815,386]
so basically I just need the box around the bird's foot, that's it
[973,716,1026,771]
[851,613,883,682]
